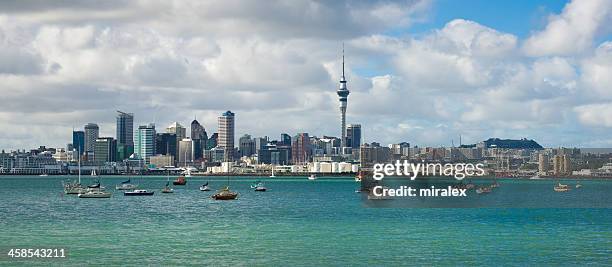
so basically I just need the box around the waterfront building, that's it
[336,47,350,148]
[72,131,85,155]
[84,123,99,156]
[218,111,235,161]
[553,155,562,175]
[346,124,361,149]
[116,111,134,160]
[156,133,177,159]
[149,154,174,168]
[291,133,311,164]
[562,154,571,175]
[178,138,194,166]
[94,137,117,164]
[190,118,207,161]
[135,124,156,164]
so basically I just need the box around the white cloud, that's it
[523,0,612,56]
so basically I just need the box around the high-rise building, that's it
[538,153,548,174]
[72,131,85,155]
[218,111,235,161]
[239,134,255,157]
[84,123,99,155]
[178,138,194,166]
[346,124,361,149]
[280,133,291,146]
[116,111,134,147]
[292,133,311,164]
[156,133,177,158]
[207,133,218,150]
[135,124,156,164]
[190,118,207,161]
[166,122,186,160]
[116,111,134,160]
[562,154,571,174]
[553,155,562,175]
[94,137,117,164]
[336,46,350,148]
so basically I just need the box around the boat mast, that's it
[78,149,81,184]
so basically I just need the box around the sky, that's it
[0,0,611,150]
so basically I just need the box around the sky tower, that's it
[337,45,350,148]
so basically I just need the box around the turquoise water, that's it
[0,176,610,266]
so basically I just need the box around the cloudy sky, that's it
[1,0,611,150]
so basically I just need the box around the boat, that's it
[161,180,174,194]
[124,189,155,196]
[211,186,238,200]
[199,182,210,191]
[490,180,499,188]
[554,183,570,192]
[78,189,112,198]
[576,181,582,188]
[90,169,98,177]
[39,174,48,177]
[182,168,193,178]
[115,178,138,190]
[269,165,276,178]
[476,186,492,194]
[308,174,317,180]
[64,154,86,194]
[250,181,267,192]
[87,180,105,190]
[529,175,541,180]
[173,176,187,185]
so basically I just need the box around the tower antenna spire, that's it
[342,43,345,78]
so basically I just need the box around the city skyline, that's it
[1,0,612,150]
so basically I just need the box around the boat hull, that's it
[124,192,155,196]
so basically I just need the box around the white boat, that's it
[554,183,570,192]
[115,178,138,190]
[91,169,98,177]
[250,181,267,192]
[64,152,86,194]
[529,175,541,180]
[200,182,211,191]
[161,180,174,193]
[269,166,276,178]
[39,174,48,177]
[78,189,111,198]
[308,174,317,180]
[576,182,582,188]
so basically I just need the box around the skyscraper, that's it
[156,133,177,158]
[239,134,255,157]
[116,111,134,160]
[336,46,350,148]
[166,122,186,160]
[72,130,85,155]
[190,118,207,161]
[84,123,99,155]
[135,124,156,164]
[218,111,235,161]
[291,133,311,164]
[178,138,194,166]
[346,124,361,149]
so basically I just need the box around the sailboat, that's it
[576,181,582,188]
[199,181,210,191]
[308,174,317,180]
[269,165,276,178]
[115,178,138,190]
[212,175,238,200]
[554,182,570,192]
[90,169,98,177]
[161,179,174,194]
[64,152,86,194]
[78,178,111,198]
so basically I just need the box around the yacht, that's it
[78,189,112,198]
[124,189,155,196]
[576,181,582,189]
[115,178,138,190]
[308,174,317,181]
[554,183,570,192]
[39,174,48,177]
[211,186,238,200]
[250,181,267,192]
[173,176,187,185]
[64,154,86,194]
[476,186,492,194]
[161,180,174,194]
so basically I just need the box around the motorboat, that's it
[78,190,112,198]
[476,186,492,194]
[576,182,582,189]
[115,178,138,190]
[173,176,187,185]
[124,189,155,196]
[211,186,238,200]
[554,183,570,192]
[199,182,210,191]
[308,174,317,181]
[250,181,267,192]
